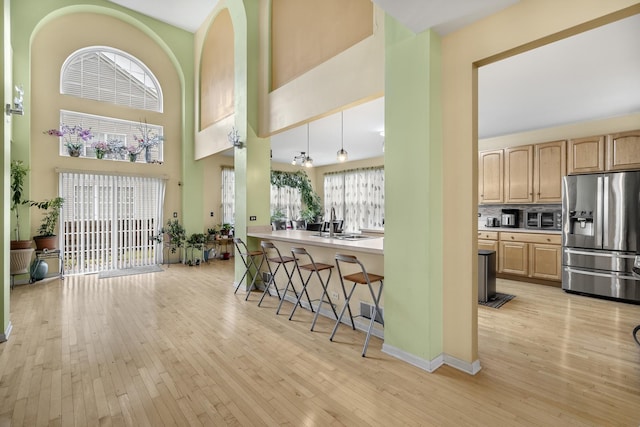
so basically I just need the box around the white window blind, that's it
[60,172,166,274]
[59,110,163,162]
[61,47,162,112]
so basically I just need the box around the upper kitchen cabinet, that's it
[479,149,503,204]
[504,145,533,203]
[567,135,605,174]
[606,130,640,171]
[534,140,566,203]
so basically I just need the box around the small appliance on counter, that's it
[525,209,562,230]
[501,209,519,228]
[485,217,499,227]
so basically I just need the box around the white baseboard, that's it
[443,354,482,375]
[0,322,13,342]
[261,288,481,376]
[382,344,444,372]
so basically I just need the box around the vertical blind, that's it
[60,172,165,274]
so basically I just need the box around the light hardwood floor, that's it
[0,260,638,426]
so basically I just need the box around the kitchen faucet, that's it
[330,207,336,238]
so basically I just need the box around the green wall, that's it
[1,0,11,339]
[383,15,443,363]
[3,0,196,335]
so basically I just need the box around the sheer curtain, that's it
[324,167,384,232]
[270,185,302,220]
[221,167,235,224]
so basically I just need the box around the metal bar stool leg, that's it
[288,247,338,331]
[331,253,384,357]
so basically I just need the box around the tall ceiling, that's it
[105,1,640,166]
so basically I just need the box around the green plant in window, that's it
[270,170,322,221]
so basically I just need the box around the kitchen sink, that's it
[311,233,371,240]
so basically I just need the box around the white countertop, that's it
[478,226,561,235]
[247,229,384,255]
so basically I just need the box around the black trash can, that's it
[478,250,496,302]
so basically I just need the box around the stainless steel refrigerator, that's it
[562,171,640,303]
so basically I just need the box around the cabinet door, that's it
[479,150,503,204]
[534,140,566,203]
[478,239,498,271]
[568,135,605,174]
[504,145,533,203]
[499,241,528,276]
[529,243,561,281]
[606,130,640,171]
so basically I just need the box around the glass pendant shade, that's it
[337,111,348,162]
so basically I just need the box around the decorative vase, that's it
[96,150,105,160]
[129,153,138,162]
[68,148,81,157]
[144,147,152,163]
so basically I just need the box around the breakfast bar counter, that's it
[247,229,384,255]
[246,229,385,338]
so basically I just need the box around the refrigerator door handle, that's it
[602,175,609,247]
[565,267,640,281]
[596,176,603,247]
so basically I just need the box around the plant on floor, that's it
[160,219,186,253]
[10,160,30,244]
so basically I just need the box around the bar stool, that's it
[330,253,384,357]
[289,247,338,331]
[260,241,313,314]
[233,238,264,301]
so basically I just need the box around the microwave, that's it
[525,210,562,230]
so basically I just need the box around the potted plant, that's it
[10,160,32,249]
[44,124,94,157]
[186,233,207,266]
[30,197,64,250]
[160,219,186,253]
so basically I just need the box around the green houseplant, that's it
[271,170,322,223]
[160,219,186,253]
[10,160,32,249]
[30,197,64,250]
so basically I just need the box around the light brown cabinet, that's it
[606,130,640,171]
[568,135,605,174]
[478,231,498,271]
[498,232,561,281]
[534,140,566,203]
[529,243,562,280]
[479,150,503,204]
[504,145,533,203]
[499,240,528,275]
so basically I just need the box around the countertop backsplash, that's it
[478,204,561,228]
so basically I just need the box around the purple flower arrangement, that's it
[44,124,94,151]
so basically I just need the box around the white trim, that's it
[381,344,445,373]
[443,354,482,375]
[0,322,13,342]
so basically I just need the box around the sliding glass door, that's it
[60,172,165,274]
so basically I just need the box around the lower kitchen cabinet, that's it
[478,231,498,271]
[529,243,561,280]
[499,241,528,275]
[498,232,561,281]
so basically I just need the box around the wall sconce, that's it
[228,126,243,148]
[5,85,24,116]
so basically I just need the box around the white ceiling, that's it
[104,1,640,166]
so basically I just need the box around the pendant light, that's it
[336,111,348,162]
[304,123,313,167]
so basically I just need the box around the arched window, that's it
[61,46,162,112]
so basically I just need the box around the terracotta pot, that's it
[33,235,58,251]
[10,240,33,250]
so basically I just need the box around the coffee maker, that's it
[501,209,519,228]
